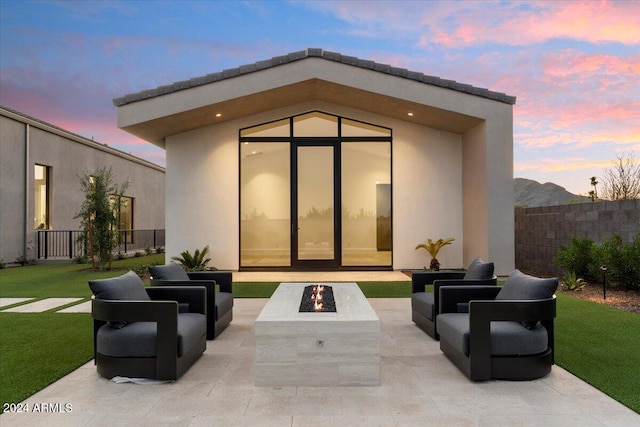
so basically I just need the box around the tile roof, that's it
[113,48,516,107]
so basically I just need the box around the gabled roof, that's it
[113,48,516,107]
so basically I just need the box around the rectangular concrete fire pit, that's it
[255,282,380,387]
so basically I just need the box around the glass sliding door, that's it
[341,142,392,266]
[293,144,337,266]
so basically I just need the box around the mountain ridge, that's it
[514,178,591,207]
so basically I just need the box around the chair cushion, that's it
[97,312,206,358]
[411,292,434,320]
[215,292,233,321]
[496,270,558,329]
[149,262,190,281]
[89,271,150,301]
[436,313,549,357]
[463,257,495,280]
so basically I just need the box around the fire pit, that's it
[299,284,336,312]
[255,282,380,387]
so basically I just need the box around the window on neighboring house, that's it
[34,164,50,229]
[110,195,134,244]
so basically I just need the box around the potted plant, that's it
[415,237,455,271]
[171,245,214,271]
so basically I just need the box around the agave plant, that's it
[415,238,455,271]
[171,245,212,271]
[561,271,586,291]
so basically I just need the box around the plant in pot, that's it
[171,245,214,271]
[415,237,455,271]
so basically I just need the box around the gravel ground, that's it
[560,283,640,314]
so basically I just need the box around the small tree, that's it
[600,152,640,200]
[589,176,598,201]
[75,167,129,271]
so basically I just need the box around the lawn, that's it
[1,259,638,415]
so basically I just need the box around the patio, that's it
[2,271,638,426]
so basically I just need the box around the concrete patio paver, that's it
[1,298,83,313]
[1,272,638,426]
[0,297,33,308]
[57,301,92,313]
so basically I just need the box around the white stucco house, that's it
[114,48,515,275]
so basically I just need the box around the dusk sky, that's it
[1,0,638,196]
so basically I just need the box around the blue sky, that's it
[1,0,638,195]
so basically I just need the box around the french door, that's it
[292,142,340,268]
[239,111,392,270]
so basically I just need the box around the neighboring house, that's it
[0,105,165,263]
[113,48,516,275]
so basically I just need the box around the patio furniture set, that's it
[87,258,557,383]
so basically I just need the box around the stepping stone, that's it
[0,298,34,308]
[2,298,83,313]
[57,301,91,313]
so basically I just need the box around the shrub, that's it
[155,246,165,254]
[15,253,34,266]
[144,246,152,255]
[134,251,143,258]
[558,233,640,291]
[0,259,4,269]
[73,254,88,264]
[556,237,599,282]
[115,252,126,260]
[598,233,640,291]
[131,262,160,279]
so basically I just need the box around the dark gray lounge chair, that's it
[149,263,233,340]
[436,270,558,381]
[411,257,496,339]
[89,271,207,380]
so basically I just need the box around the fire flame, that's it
[311,284,326,311]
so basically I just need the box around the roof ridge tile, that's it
[112,48,516,106]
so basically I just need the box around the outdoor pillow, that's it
[88,270,150,329]
[463,257,495,280]
[149,262,190,281]
[496,270,558,329]
[88,270,150,301]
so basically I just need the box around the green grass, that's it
[233,281,411,298]
[555,293,640,413]
[1,261,639,415]
[0,255,164,411]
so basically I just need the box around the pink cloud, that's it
[420,1,640,48]
[515,157,612,173]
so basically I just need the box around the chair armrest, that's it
[432,277,497,316]
[92,298,178,324]
[439,286,501,314]
[187,271,233,293]
[91,298,181,379]
[146,286,206,315]
[467,296,557,379]
[411,270,466,293]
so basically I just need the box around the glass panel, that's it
[341,142,392,266]
[240,119,290,137]
[240,142,290,267]
[342,118,391,137]
[34,164,49,229]
[297,146,334,260]
[293,112,338,137]
[111,196,134,244]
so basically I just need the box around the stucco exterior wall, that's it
[165,100,465,271]
[0,110,165,262]
[115,52,515,273]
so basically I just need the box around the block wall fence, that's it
[514,199,640,277]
